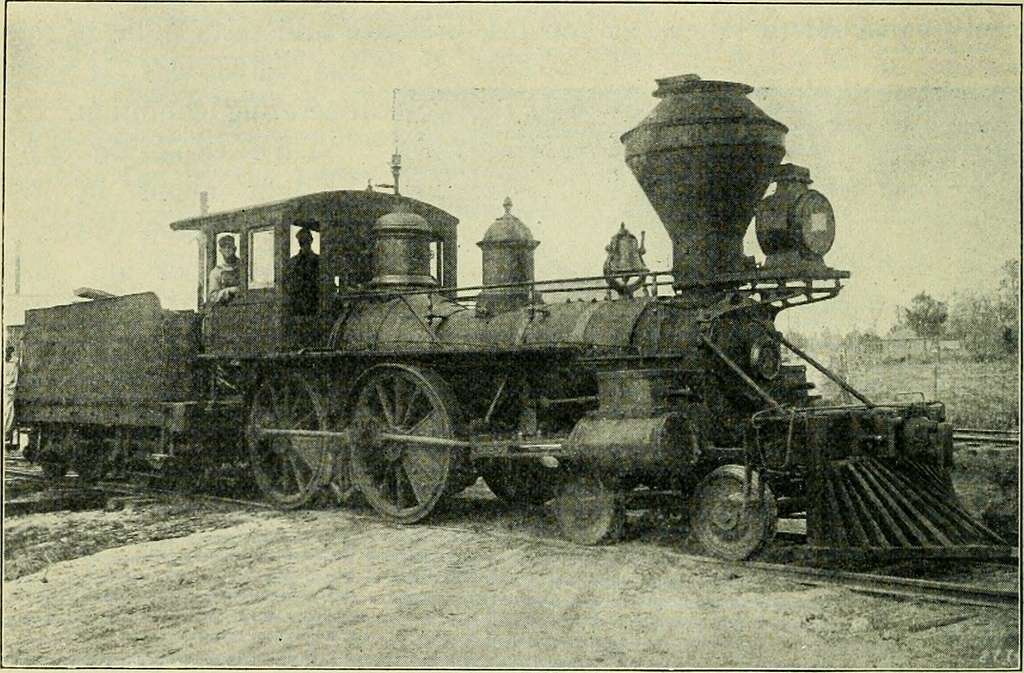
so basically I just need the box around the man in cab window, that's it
[284,227,319,316]
[208,235,241,305]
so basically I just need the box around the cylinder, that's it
[566,413,699,483]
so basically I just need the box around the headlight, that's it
[749,339,781,380]
[792,190,835,257]
[755,163,836,268]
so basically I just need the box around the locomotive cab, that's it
[169,190,459,355]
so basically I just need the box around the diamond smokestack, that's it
[621,75,787,288]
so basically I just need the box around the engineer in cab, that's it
[207,235,241,304]
[284,227,319,316]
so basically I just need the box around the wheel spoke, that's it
[289,382,305,420]
[376,381,397,427]
[400,388,424,428]
[276,381,292,422]
[291,437,325,471]
[393,463,404,508]
[407,410,439,437]
[269,385,289,426]
[291,411,316,430]
[393,377,408,430]
[402,444,444,505]
[287,451,308,492]
[276,453,294,491]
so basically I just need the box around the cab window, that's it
[248,227,275,289]
[289,224,320,255]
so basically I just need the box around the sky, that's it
[3,3,1021,337]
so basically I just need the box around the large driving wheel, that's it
[480,458,557,506]
[690,465,778,560]
[350,364,461,524]
[246,372,330,509]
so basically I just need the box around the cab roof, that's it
[169,189,459,232]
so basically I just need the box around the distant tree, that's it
[997,259,1020,353]
[948,292,1004,360]
[860,332,883,348]
[904,292,948,340]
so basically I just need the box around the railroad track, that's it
[4,459,275,513]
[5,456,1017,610]
[954,427,1019,449]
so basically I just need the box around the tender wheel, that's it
[554,471,625,545]
[36,428,69,482]
[40,456,69,482]
[480,458,557,506]
[690,465,777,560]
[246,373,330,509]
[350,364,461,524]
[71,436,107,484]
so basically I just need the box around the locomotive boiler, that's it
[13,74,1007,561]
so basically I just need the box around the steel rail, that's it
[4,461,278,511]
[953,433,1019,446]
[956,427,1019,436]
[735,559,1018,609]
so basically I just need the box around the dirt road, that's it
[3,491,1018,669]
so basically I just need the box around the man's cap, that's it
[297,228,314,243]
[217,236,236,248]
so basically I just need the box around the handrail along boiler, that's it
[14,75,1006,561]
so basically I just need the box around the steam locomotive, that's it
[14,75,1006,561]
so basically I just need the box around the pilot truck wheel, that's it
[349,364,462,524]
[554,470,626,545]
[690,464,778,560]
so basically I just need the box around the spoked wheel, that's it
[690,465,778,560]
[350,364,461,524]
[246,373,330,509]
[479,458,558,507]
[554,470,626,545]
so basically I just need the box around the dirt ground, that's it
[2,485,1019,669]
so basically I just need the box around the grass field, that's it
[816,358,1019,430]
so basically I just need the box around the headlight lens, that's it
[794,190,836,256]
[749,339,781,380]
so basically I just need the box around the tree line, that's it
[904,259,1019,360]
[788,259,1019,362]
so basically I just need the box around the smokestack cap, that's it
[653,74,754,98]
